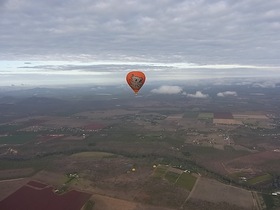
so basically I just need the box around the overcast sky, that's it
[0,0,280,86]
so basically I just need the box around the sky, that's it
[0,0,280,86]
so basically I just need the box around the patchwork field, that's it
[1,85,280,210]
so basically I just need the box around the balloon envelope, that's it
[126,71,146,94]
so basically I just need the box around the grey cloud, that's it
[217,91,237,97]
[252,81,277,88]
[0,0,280,67]
[151,85,183,94]
[17,62,169,72]
[187,91,209,98]
[0,0,8,7]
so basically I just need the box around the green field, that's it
[155,166,197,191]
[71,151,117,158]
[248,174,272,185]
[165,171,180,183]
[0,124,23,133]
[262,194,280,210]
[0,133,37,144]
[229,171,247,181]
[183,145,249,159]
[0,156,57,176]
[153,165,168,178]
[183,111,199,119]
[83,200,95,210]
[198,112,214,119]
[175,172,197,191]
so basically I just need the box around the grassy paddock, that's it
[248,174,272,185]
[0,133,37,144]
[83,200,95,210]
[0,168,34,180]
[229,171,248,181]
[0,125,23,133]
[0,156,57,172]
[183,111,199,119]
[198,112,214,119]
[71,151,117,158]
[176,172,197,191]
[262,194,280,210]
[165,171,180,183]
[153,165,168,178]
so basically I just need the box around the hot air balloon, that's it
[126,71,146,95]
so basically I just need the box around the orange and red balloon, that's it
[126,71,146,95]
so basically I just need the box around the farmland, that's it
[0,133,37,144]
[0,168,34,180]
[247,174,273,185]
[175,172,197,191]
[153,165,197,191]
[187,177,255,210]
[0,181,92,210]
[0,83,280,209]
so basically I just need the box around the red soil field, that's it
[36,136,61,144]
[214,112,233,119]
[0,181,91,210]
[82,123,106,131]
[24,119,46,126]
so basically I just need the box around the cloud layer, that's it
[187,91,209,98]
[1,0,280,65]
[217,91,237,97]
[1,1,280,86]
[151,85,183,94]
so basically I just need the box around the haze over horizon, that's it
[1,0,280,86]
